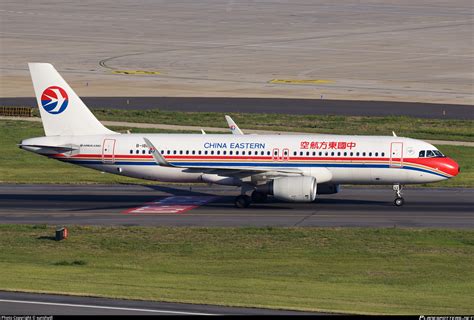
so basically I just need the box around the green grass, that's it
[86,109,474,142]
[0,225,472,314]
[0,120,472,186]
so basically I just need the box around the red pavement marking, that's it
[124,196,218,214]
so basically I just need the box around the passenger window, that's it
[337,152,341,156]
[204,151,208,155]
[192,150,195,155]
[362,152,366,157]
[419,150,425,158]
[344,152,347,156]
[312,151,316,156]
[267,151,271,156]
[129,150,133,154]
[223,150,226,155]
[325,152,328,156]
[284,150,288,156]
[300,151,303,156]
[319,152,322,156]
[198,150,202,155]
[350,152,353,156]
[179,150,183,155]
[229,150,233,155]
[136,150,139,154]
[306,151,310,156]
[293,151,297,156]
[185,150,189,155]
[217,151,220,155]
[211,151,214,155]
[236,151,239,155]
[261,151,264,155]
[369,152,372,157]
[381,152,385,157]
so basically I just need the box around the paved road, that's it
[0,291,315,315]
[1,97,472,119]
[0,184,472,228]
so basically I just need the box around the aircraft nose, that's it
[442,157,460,177]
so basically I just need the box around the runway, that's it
[1,97,472,119]
[0,291,315,315]
[0,184,472,228]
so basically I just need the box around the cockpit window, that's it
[433,150,444,157]
[426,150,435,157]
[420,150,445,158]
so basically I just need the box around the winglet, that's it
[201,129,206,134]
[143,138,174,167]
[225,115,244,135]
[392,131,397,137]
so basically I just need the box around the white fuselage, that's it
[21,133,455,186]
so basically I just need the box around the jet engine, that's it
[258,176,317,202]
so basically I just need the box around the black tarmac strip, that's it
[0,291,317,315]
[0,184,472,228]
[2,97,473,119]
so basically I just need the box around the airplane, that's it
[20,63,460,208]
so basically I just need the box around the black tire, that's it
[251,191,268,203]
[235,195,251,208]
[394,197,404,207]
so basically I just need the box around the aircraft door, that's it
[102,139,116,164]
[390,142,403,168]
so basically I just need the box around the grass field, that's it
[26,107,474,141]
[0,225,472,314]
[0,120,472,186]
[87,109,474,142]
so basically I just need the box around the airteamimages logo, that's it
[41,86,69,114]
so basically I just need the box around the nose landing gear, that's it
[393,184,404,206]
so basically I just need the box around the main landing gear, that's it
[235,194,251,208]
[393,184,404,206]
[234,188,268,208]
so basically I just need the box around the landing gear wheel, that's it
[251,191,268,203]
[394,197,404,207]
[235,195,251,208]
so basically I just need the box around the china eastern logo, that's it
[41,86,69,114]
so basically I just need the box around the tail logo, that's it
[41,86,69,114]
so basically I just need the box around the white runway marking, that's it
[124,196,218,214]
[0,299,216,315]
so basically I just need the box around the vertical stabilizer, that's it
[28,63,115,136]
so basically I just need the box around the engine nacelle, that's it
[317,183,340,195]
[260,176,317,202]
